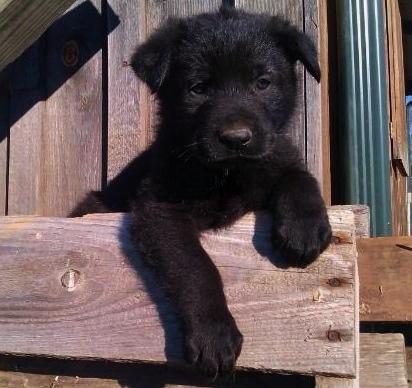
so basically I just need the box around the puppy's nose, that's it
[219,128,252,149]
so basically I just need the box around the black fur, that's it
[70,7,331,376]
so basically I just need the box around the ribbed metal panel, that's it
[336,0,391,236]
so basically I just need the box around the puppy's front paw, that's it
[273,214,332,267]
[184,314,243,377]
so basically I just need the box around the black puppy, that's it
[71,6,331,376]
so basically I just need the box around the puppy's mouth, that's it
[210,152,268,162]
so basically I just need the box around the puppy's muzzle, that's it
[218,125,252,150]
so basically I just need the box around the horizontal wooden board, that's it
[0,372,118,388]
[358,236,412,321]
[0,208,357,377]
[0,361,314,388]
[359,333,408,388]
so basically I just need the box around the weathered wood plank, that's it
[359,334,408,388]
[0,0,75,71]
[0,361,314,388]
[0,208,357,377]
[407,347,412,388]
[40,0,103,216]
[316,376,357,388]
[8,42,45,215]
[319,0,331,203]
[107,0,148,181]
[107,0,221,181]
[234,0,306,172]
[358,236,412,321]
[0,372,119,388]
[8,1,103,216]
[0,77,7,215]
[317,334,408,388]
[304,0,324,192]
[333,205,370,238]
[385,0,409,235]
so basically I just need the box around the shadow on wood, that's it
[0,0,120,142]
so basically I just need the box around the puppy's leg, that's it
[270,169,332,267]
[130,200,243,376]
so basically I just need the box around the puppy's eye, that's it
[190,82,207,95]
[256,78,271,90]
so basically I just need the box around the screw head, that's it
[61,40,79,67]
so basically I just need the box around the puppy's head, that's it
[131,7,320,163]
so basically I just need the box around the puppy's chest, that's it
[191,174,271,230]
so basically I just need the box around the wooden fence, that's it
[0,0,328,217]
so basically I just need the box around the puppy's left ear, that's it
[270,18,321,83]
[130,18,186,92]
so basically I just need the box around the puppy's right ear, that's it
[130,18,186,93]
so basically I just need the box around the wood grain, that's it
[8,1,103,216]
[316,376,357,388]
[107,0,221,180]
[8,42,45,215]
[0,208,357,377]
[304,0,324,191]
[385,0,408,235]
[0,0,75,71]
[319,0,331,203]
[0,77,7,215]
[359,334,408,388]
[0,372,119,388]
[107,0,149,181]
[0,363,314,388]
[358,236,412,321]
[333,205,370,238]
[407,347,412,388]
[234,0,306,169]
[40,0,102,216]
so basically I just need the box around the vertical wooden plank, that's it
[107,1,148,181]
[316,377,357,388]
[235,0,306,172]
[386,0,408,235]
[107,0,221,180]
[0,78,8,215]
[319,0,331,204]
[359,334,408,388]
[9,0,103,216]
[40,0,103,216]
[8,42,45,215]
[304,0,323,188]
[406,347,412,387]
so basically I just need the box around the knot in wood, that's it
[332,235,341,244]
[327,278,341,287]
[61,269,81,291]
[61,40,79,67]
[327,330,342,342]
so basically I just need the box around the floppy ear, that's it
[270,17,321,83]
[130,18,186,92]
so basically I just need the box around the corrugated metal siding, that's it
[336,0,391,236]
